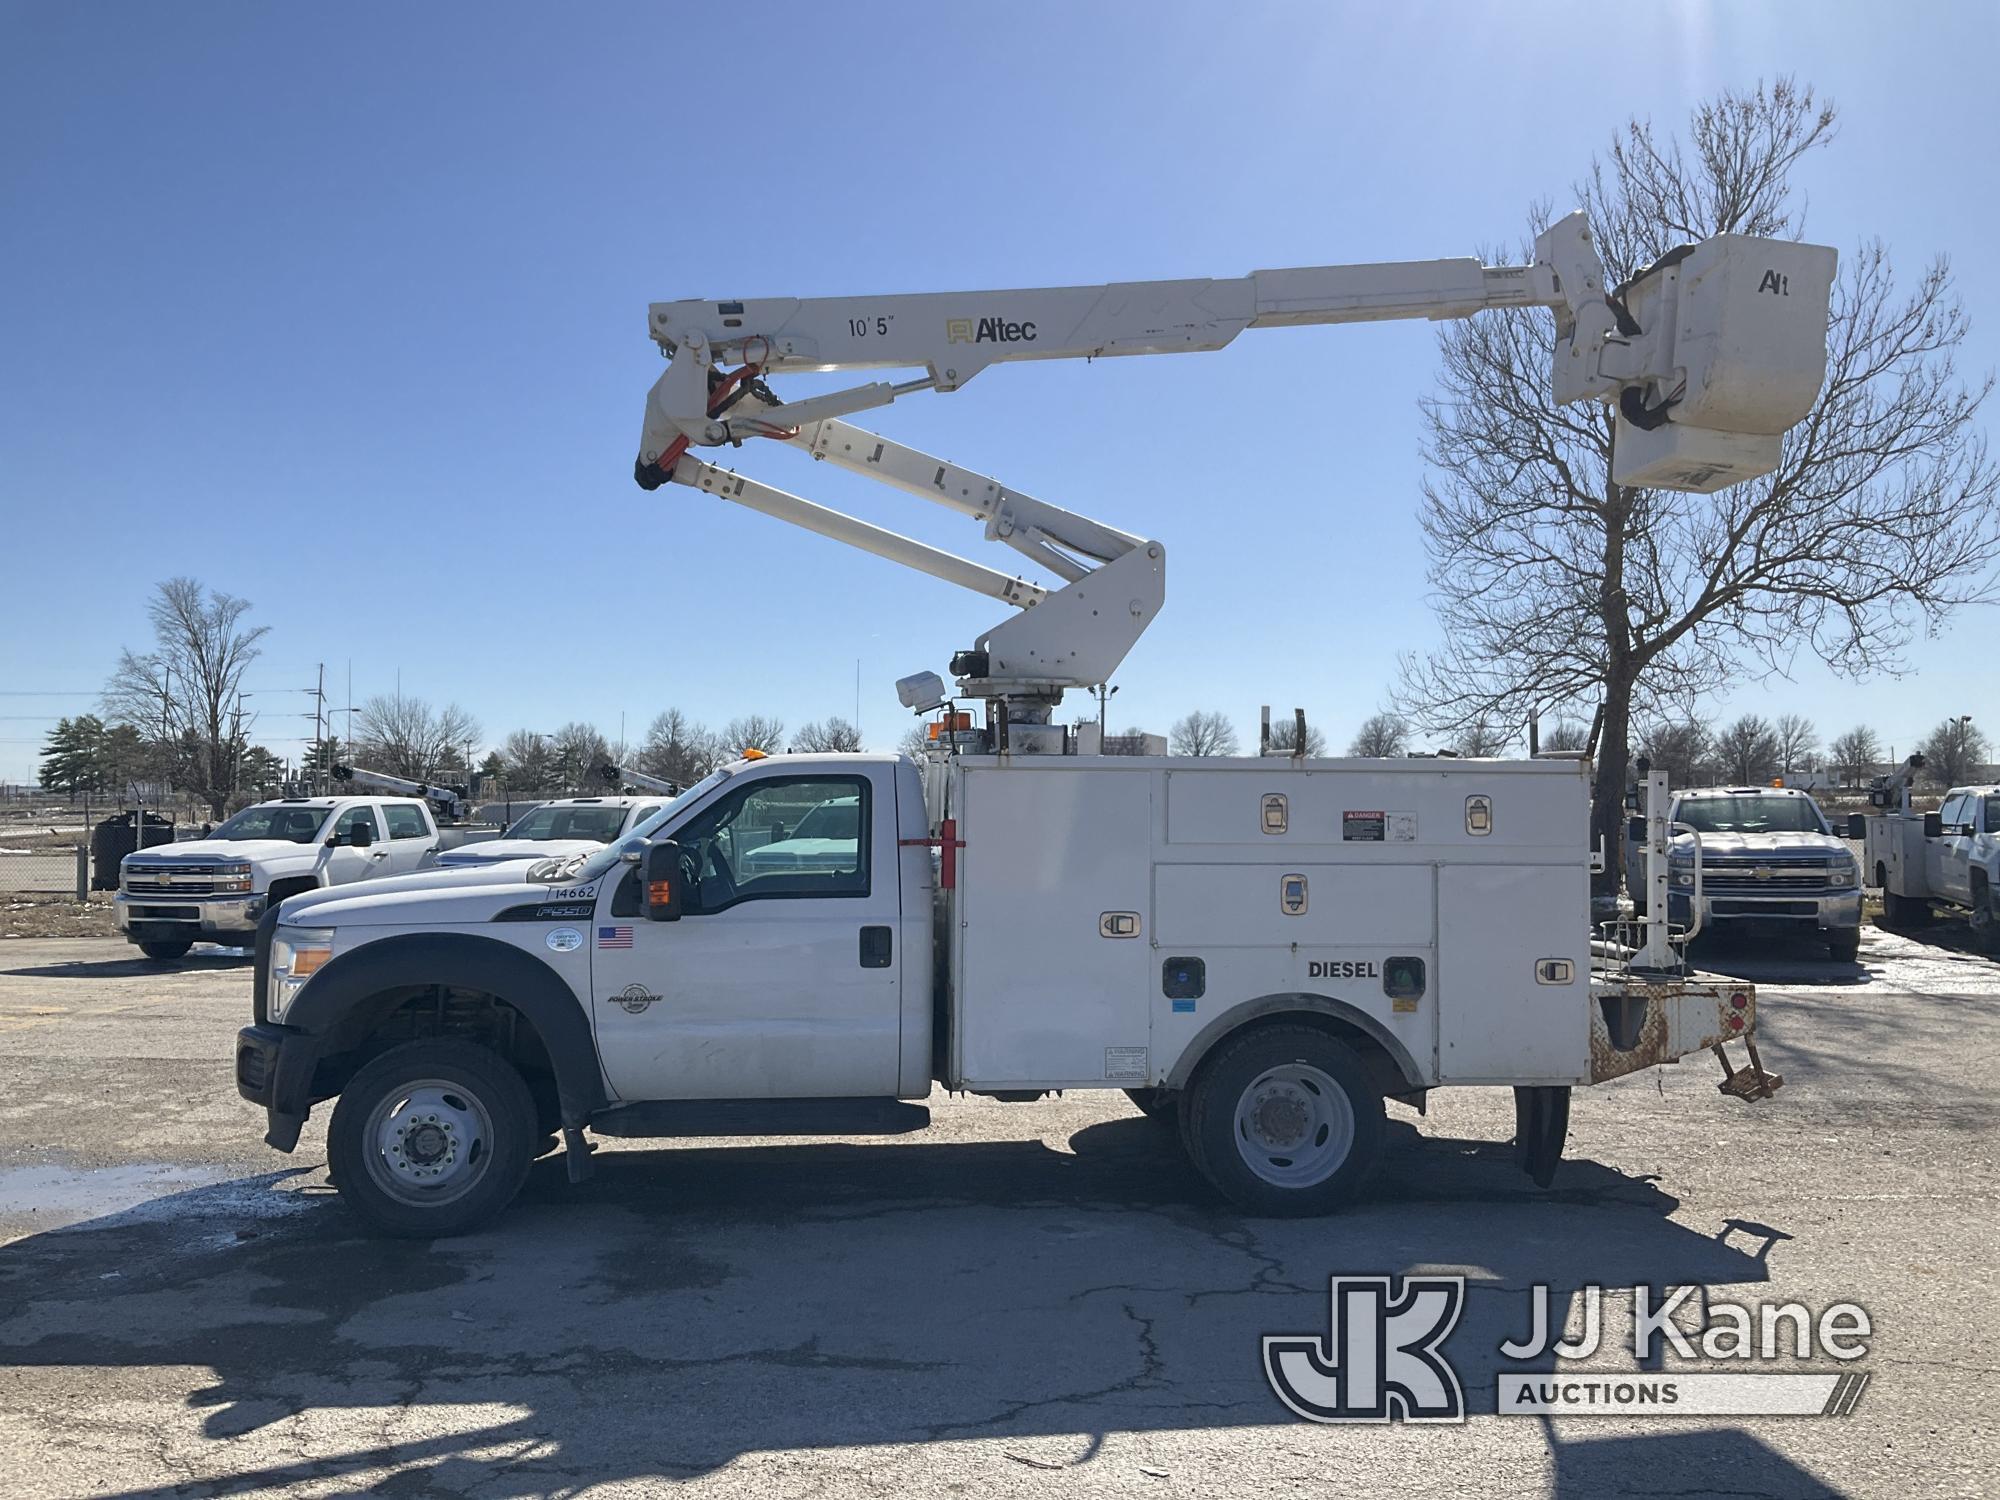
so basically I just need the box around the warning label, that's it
[1104,1046,1149,1082]
[1343,810,1385,841]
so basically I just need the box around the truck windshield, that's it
[550,767,735,885]
[1675,797,1827,835]
[209,805,331,843]
[503,805,630,843]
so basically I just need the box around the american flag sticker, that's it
[597,925,634,950]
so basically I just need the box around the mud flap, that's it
[1512,1085,1570,1188]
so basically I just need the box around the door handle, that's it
[370,851,388,859]
[859,926,892,968]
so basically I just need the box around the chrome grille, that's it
[1699,856,1834,895]
[124,864,221,896]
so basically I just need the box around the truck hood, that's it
[125,838,322,869]
[1674,830,1849,859]
[278,861,571,927]
[435,838,602,867]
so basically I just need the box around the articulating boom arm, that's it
[634,211,1836,717]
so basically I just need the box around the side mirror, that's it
[349,822,374,848]
[642,840,684,922]
[1625,817,1646,842]
[1846,813,1867,840]
[1923,812,1943,839]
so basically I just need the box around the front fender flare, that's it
[1162,991,1426,1094]
[271,928,608,1142]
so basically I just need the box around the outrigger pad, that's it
[1713,1042,1784,1101]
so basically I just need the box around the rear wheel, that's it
[328,1039,536,1238]
[1971,876,1999,952]
[1181,1025,1384,1216]
[137,940,192,962]
[1881,881,1929,928]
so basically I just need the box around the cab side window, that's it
[668,776,869,914]
[1938,794,1969,833]
[333,805,382,844]
[1985,795,2000,834]
[384,804,432,840]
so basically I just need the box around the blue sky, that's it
[2,2,1995,783]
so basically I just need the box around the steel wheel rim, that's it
[1233,1063,1354,1188]
[361,1079,496,1207]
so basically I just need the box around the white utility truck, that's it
[1854,756,2000,947]
[120,795,440,962]
[235,213,1831,1235]
[1626,784,1863,960]
[434,794,675,870]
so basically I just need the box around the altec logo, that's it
[1263,1276,1467,1423]
[946,316,1037,344]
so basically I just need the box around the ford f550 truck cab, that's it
[119,795,439,962]
[1627,786,1862,960]
[235,751,1773,1237]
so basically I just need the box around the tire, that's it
[1881,884,1928,928]
[1971,879,2000,953]
[1123,1087,1177,1122]
[1826,929,1861,962]
[327,1039,537,1238]
[1181,1024,1385,1217]
[137,940,192,962]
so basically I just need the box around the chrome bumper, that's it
[1672,888,1862,930]
[116,891,265,940]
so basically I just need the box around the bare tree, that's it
[104,577,270,818]
[1919,716,1988,787]
[1101,728,1159,756]
[795,717,865,753]
[1395,81,2000,893]
[1171,709,1240,757]
[637,709,721,785]
[1827,724,1882,784]
[1774,713,1818,775]
[1262,719,1330,756]
[1345,714,1405,758]
[352,693,480,782]
[1714,715,1782,784]
[498,729,556,792]
[898,723,933,759]
[1637,721,1712,789]
[723,715,786,754]
[547,721,614,794]
[1540,720,1590,753]
[1455,718,1511,757]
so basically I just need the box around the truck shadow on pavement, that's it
[0,1117,1839,1498]
[2,951,253,981]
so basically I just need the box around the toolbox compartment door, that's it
[1436,862,1588,1083]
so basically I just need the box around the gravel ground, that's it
[0,927,1993,1498]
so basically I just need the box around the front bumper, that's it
[235,1022,319,1151]
[117,891,264,943]
[1671,888,1862,931]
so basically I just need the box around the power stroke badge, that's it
[610,983,662,1015]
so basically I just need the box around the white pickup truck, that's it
[117,796,440,962]
[1627,785,1863,960]
[435,796,672,870]
[234,751,1773,1237]
[1856,783,2000,948]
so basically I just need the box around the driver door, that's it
[321,804,387,886]
[590,768,903,1101]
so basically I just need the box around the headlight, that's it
[269,925,335,1020]
[1672,868,1696,888]
[215,861,255,895]
[1827,857,1858,889]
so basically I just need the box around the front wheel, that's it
[137,940,192,962]
[327,1039,537,1238]
[1826,929,1861,962]
[1181,1025,1384,1217]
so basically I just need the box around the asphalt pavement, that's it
[0,928,1993,1498]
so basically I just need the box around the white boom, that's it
[635,211,1836,721]
[330,764,468,820]
[597,764,682,797]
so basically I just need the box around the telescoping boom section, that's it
[636,212,1836,717]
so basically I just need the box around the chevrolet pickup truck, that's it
[117,795,439,961]
[1628,785,1861,960]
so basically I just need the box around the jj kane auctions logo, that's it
[1265,1277,1873,1422]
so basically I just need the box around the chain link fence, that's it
[0,844,88,897]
